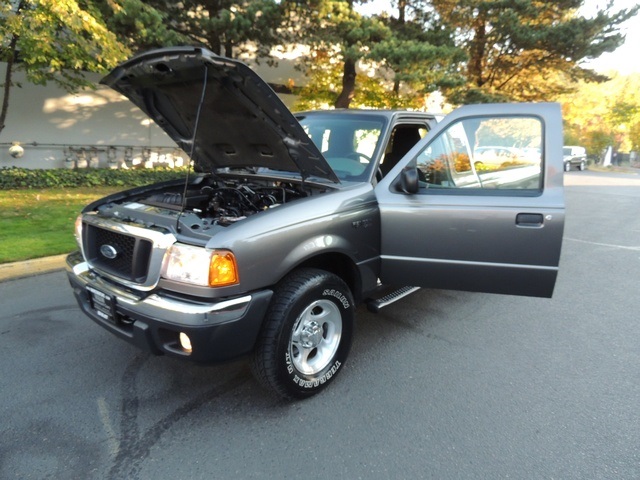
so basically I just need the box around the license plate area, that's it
[87,286,117,323]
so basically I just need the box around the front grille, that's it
[83,223,153,283]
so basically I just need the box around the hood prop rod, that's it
[176,64,209,233]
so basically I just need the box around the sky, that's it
[356,0,640,75]
[582,0,639,74]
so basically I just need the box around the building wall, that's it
[0,61,298,170]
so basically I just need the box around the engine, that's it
[146,182,307,225]
[94,175,318,235]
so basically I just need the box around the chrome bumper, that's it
[66,251,272,363]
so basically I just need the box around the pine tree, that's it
[288,0,390,108]
[369,0,465,107]
[430,0,639,103]
[140,0,283,60]
[292,0,465,109]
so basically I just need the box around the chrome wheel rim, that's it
[289,299,342,375]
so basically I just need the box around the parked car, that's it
[563,145,587,171]
[67,47,565,399]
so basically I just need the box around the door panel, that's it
[375,103,565,298]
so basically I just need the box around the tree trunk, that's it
[398,0,406,23]
[224,40,233,58]
[209,38,222,56]
[468,11,487,87]
[393,0,407,96]
[207,2,223,56]
[0,35,18,136]
[334,57,356,108]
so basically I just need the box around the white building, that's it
[0,57,300,170]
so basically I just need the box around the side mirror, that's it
[399,166,419,194]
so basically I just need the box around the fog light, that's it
[179,332,192,353]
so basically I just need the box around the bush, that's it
[0,167,189,189]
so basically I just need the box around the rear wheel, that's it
[251,268,354,399]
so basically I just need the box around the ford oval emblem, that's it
[100,244,118,260]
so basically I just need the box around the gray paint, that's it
[66,52,565,365]
[376,103,565,297]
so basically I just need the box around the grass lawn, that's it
[0,187,123,264]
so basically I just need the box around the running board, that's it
[366,286,420,313]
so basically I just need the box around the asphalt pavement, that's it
[1,169,639,479]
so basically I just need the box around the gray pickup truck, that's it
[67,47,565,399]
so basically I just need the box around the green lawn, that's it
[0,187,123,263]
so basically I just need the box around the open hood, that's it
[101,47,339,183]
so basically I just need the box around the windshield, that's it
[297,113,387,181]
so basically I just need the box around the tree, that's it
[0,0,130,135]
[141,0,283,60]
[430,0,640,103]
[562,73,640,158]
[368,0,465,106]
[294,51,414,110]
[291,0,465,109]
[93,0,187,52]
[289,0,390,109]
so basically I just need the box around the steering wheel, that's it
[345,152,372,163]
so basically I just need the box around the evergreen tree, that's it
[92,0,187,51]
[288,0,390,108]
[292,0,466,109]
[430,0,640,103]
[369,0,465,107]
[140,0,283,60]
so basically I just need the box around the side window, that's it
[416,116,542,191]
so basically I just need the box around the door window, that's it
[416,116,543,191]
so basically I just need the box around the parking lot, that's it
[1,169,639,479]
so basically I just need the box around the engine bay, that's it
[143,180,309,224]
[94,174,327,235]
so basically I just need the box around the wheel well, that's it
[294,253,362,303]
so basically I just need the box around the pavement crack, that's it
[106,356,251,480]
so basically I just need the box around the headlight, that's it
[161,243,239,287]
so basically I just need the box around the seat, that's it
[380,127,421,177]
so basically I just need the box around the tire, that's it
[579,160,586,171]
[251,268,354,400]
[564,162,571,172]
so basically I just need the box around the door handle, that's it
[516,213,543,227]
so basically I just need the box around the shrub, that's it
[0,167,189,189]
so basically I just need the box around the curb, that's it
[0,254,69,283]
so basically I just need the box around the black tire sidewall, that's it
[272,270,354,397]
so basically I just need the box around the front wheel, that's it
[564,162,571,172]
[251,269,354,399]
[579,160,586,171]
